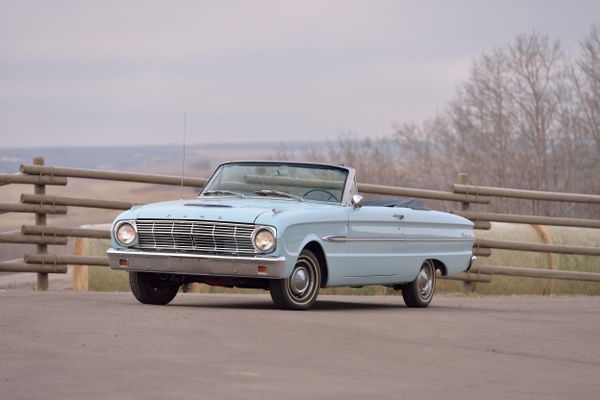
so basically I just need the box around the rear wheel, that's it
[269,248,321,310]
[129,271,180,305]
[401,260,436,308]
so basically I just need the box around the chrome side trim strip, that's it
[322,235,475,243]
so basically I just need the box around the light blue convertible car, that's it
[107,161,474,310]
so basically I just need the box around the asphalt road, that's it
[1,292,599,400]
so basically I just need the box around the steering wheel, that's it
[302,188,339,202]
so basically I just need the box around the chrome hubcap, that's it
[290,266,310,295]
[417,265,433,300]
[285,255,319,305]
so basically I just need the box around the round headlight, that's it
[115,222,137,246]
[253,228,276,253]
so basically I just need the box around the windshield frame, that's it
[199,161,355,206]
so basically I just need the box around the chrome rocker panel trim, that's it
[107,248,286,279]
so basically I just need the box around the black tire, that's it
[401,260,436,308]
[269,248,321,310]
[129,271,180,305]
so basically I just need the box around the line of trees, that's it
[277,26,600,217]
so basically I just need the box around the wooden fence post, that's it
[33,156,48,291]
[457,173,477,294]
[72,237,89,291]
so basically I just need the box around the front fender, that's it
[280,233,327,277]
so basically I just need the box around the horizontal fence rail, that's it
[24,254,110,267]
[453,210,600,229]
[472,221,491,230]
[0,174,68,186]
[0,233,68,245]
[453,184,600,204]
[21,225,111,239]
[20,194,138,211]
[0,203,68,214]
[471,264,600,282]
[358,183,491,204]
[0,260,68,273]
[19,164,491,205]
[475,238,600,256]
[18,251,497,284]
[472,248,491,257]
[16,166,495,230]
[20,164,208,187]
[438,271,492,283]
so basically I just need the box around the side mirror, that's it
[351,194,364,209]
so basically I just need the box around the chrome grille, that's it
[135,219,258,254]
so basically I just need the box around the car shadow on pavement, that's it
[169,298,407,311]
[313,300,405,311]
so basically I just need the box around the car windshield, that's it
[200,163,348,204]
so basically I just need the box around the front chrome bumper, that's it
[106,248,287,279]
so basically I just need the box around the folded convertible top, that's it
[362,199,430,211]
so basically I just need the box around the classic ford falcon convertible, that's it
[107,161,474,310]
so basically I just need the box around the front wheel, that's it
[269,249,321,310]
[129,271,180,305]
[401,260,436,308]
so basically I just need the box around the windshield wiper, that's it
[254,189,303,201]
[202,190,245,198]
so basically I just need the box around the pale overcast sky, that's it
[1,0,599,148]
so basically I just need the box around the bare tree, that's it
[507,33,564,193]
[274,26,600,218]
[394,116,460,189]
[573,25,600,161]
[448,48,515,188]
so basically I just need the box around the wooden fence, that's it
[1,156,599,291]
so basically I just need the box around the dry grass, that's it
[83,222,600,295]
[437,223,600,295]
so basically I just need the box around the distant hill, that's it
[0,142,310,174]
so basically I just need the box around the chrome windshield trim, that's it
[198,160,355,207]
[340,168,356,206]
[322,236,475,243]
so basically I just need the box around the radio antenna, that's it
[180,113,187,199]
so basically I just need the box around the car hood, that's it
[127,197,328,224]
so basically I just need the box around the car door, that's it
[344,205,415,282]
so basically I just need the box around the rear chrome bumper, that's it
[107,248,286,279]
[466,255,477,272]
